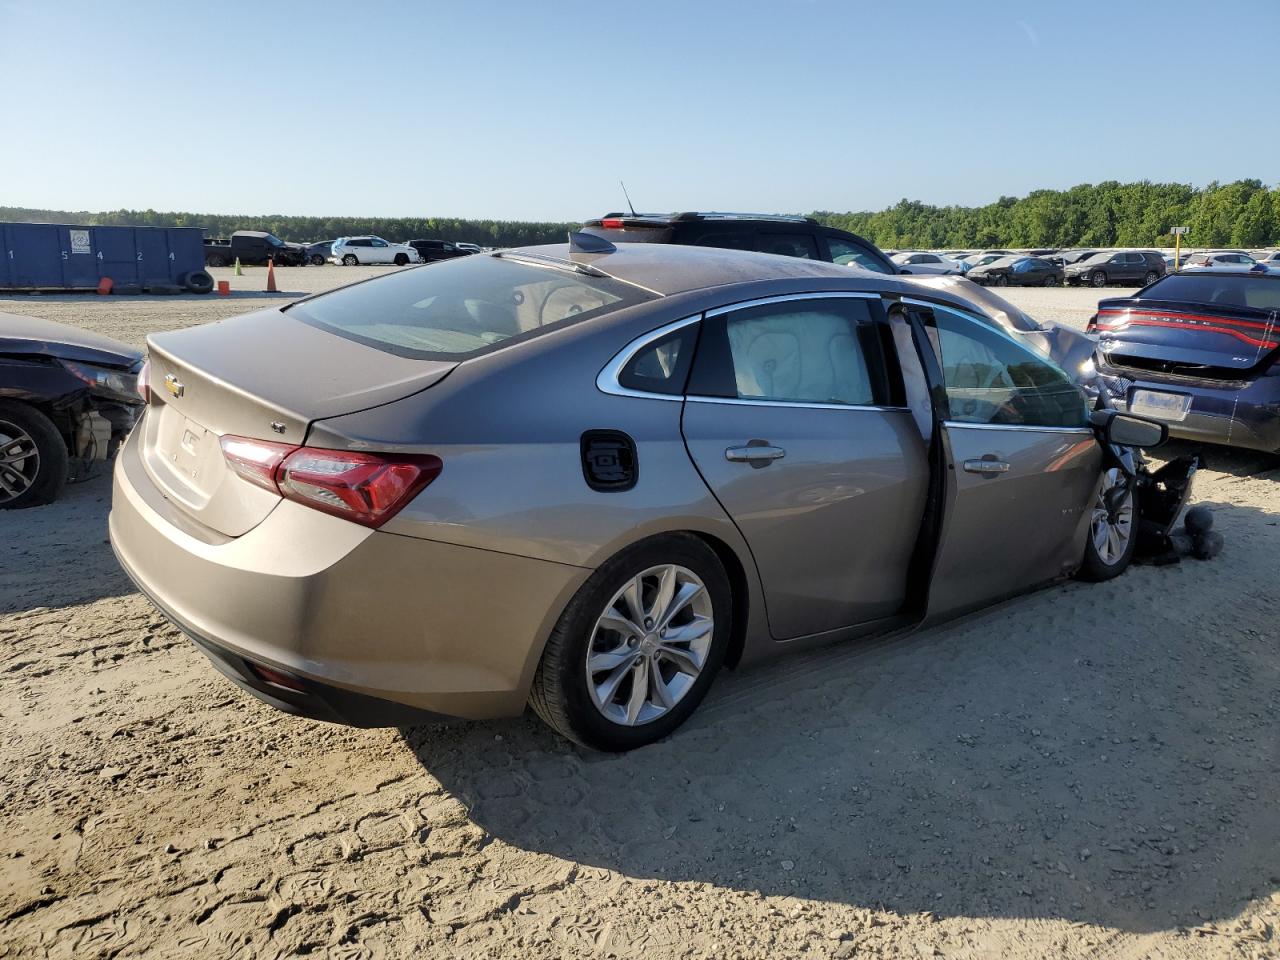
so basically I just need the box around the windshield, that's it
[290,254,652,360]
[985,256,1019,268]
[265,234,285,247]
[1139,273,1280,311]
[1081,252,1113,264]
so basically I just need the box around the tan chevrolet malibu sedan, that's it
[111,238,1174,750]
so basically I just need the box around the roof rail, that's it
[673,212,815,224]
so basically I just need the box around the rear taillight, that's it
[219,436,442,528]
[219,435,295,492]
[136,360,151,403]
[1086,314,1098,333]
[601,218,624,229]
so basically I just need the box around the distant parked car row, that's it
[209,233,485,268]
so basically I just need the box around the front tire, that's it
[394,253,409,266]
[530,534,732,751]
[995,274,1009,286]
[310,254,326,266]
[1089,270,1107,288]
[1077,467,1137,581]
[1043,275,1059,287]
[1142,270,1159,286]
[342,254,358,266]
[0,401,69,510]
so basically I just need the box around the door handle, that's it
[963,458,1010,475]
[725,443,786,465]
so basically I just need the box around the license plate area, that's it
[1130,388,1192,422]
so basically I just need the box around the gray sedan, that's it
[110,240,1166,750]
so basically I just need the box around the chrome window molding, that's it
[943,421,1094,435]
[596,314,703,402]
[686,396,910,413]
[704,290,880,318]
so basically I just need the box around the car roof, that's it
[586,211,818,226]
[500,242,1025,319]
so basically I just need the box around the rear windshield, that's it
[1140,273,1280,311]
[290,254,651,360]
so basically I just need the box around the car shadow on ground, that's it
[1156,439,1280,480]
[401,492,1279,935]
[0,472,135,612]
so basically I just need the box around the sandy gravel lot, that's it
[2,270,1278,959]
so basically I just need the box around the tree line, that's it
[4,179,1278,250]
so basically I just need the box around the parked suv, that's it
[580,212,896,274]
[330,237,421,266]
[1181,251,1259,271]
[1065,251,1165,288]
[407,239,473,264]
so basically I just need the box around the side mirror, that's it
[1092,409,1167,448]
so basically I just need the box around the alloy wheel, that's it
[585,564,714,726]
[0,420,40,504]
[1090,468,1134,566]
[1090,271,1106,287]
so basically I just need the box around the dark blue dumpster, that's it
[0,223,208,292]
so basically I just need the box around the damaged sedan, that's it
[1,313,144,508]
[110,240,1195,751]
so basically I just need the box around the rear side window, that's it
[826,235,892,273]
[756,233,820,260]
[692,231,754,251]
[689,297,891,406]
[618,325,697,395]
[291,254,652,360]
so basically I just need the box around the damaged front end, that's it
[56,358,146,481]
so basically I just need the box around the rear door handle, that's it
[963,458,1010,475]
[726,444,786,465]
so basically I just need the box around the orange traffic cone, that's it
[265,259,278,293]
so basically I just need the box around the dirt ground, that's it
[2,269,1279,959]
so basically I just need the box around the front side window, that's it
[688,298,885,406]
[923,305,1087,428]
[371,238,389,247]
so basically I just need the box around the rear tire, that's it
[530,533,732,751]
[342,254,358,266]
[0,401,68,510]
[1077,468,1137,582]
[205,255,227,268]
[1089,270,1107,288]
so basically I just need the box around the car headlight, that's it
[60,359,140,403]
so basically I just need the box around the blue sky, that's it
[2,0,1276,220]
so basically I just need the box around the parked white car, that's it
[891,252,966,275]
[330,236,422,266]
[1179,251,1258,271]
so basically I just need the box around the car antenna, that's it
[620,180,638,217]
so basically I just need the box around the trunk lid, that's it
[140,307,454,536]
[1095,296,1280,378]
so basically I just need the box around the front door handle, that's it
[963,458,1010,475]
[725,443,786,466]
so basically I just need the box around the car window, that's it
[922,305,1087,428]
[827,235,892,273]
[290,254,651,361]
[371,239,389,247]
[757,233,820,260]
[617,325,696,396]
[692,231,755,252]
[1139,273,1280,311]
[688,298,880,406]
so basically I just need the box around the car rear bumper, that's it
[108,431,590,725]
[1108,373,1280,452]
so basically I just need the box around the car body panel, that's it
[682,400,927,639]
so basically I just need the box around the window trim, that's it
[596,292,910,410]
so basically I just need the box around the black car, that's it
[1065,250,1165,288]
[966,256,1064,287]
[1089,271,1280,452]
[1046,249,1102,269]
[580,212,896,274]
[407,239,474,264]
[0,313,144,508]
[203,231,307,267]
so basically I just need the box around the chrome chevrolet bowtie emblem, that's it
[164,374,184,399]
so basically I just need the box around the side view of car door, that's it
[367,238,392,264]
[679,294,928,640]
[897,299,1102,619]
